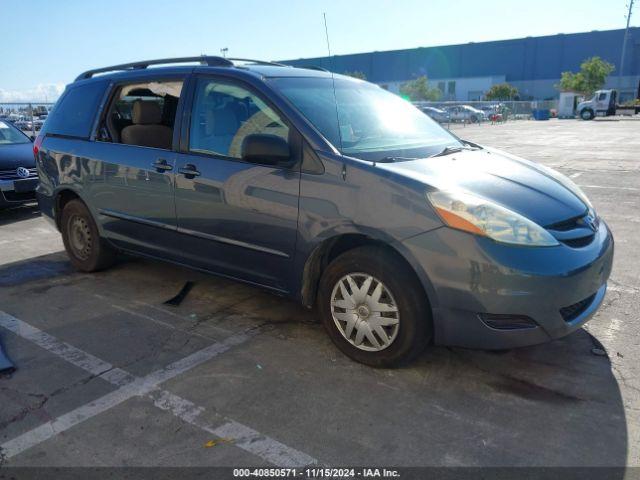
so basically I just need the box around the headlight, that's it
[427,190,559,247]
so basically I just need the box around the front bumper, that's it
[0,178,38,207]
[403,221,614,349]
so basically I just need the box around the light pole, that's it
[619,0,635,89]
[220,47,228,58]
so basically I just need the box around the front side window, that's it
[0,121,31,144]
[270,77,461,161]
[99,80,183,150]
[189,78,289,159]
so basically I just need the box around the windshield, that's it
[0,121,30,145]
[270,77,461,161]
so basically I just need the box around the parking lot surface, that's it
[0,118,638,468]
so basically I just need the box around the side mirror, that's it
[241,134,291,166]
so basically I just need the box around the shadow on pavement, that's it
[0,204,40,227]
[0,251,628,469]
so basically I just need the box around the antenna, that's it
[323,13,343,152]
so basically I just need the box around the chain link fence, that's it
[414,100,560,128]
[0,102,56,138]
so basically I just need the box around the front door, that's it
[174,76,300,291]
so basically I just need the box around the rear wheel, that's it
[581,109,594,120]
[61,199,116,272]
[318,246,432,367]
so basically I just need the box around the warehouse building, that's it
[281,28,640,101]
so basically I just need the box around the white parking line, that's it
[579,184,640,191]
[150,390,316,467]
[0,311,317,467]
[0,311,135,387]
[569,172,583,179]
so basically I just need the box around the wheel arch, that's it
[300,233,438,316]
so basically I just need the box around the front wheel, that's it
[61,199,116,272]
[317,246,432,367]
[580,109,594,120]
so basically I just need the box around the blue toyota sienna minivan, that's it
[36,57,614,366]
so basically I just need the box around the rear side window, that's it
[46,81,107,138]
[97,79,184,150]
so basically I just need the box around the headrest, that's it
[131,100,162,125]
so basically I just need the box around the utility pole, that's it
[619,0,635,89]
[220,47,228,58]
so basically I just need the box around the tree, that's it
[344,70,366,80]
[399,76,441,101]
[557,56,615,96]
[485,83,519,100]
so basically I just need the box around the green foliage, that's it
[485,83,519,100]
[344,71,367,80]
[399,76,441,101]
[557,57,615,96]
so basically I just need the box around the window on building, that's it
[447,81,456,96]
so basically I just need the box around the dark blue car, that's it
[0,119,38,208]
[36,57,613,366]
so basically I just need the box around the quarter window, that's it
[189,78,289,159]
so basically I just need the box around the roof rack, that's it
[226,58,290,67]
[75,56,233,81]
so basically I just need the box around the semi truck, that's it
[577,85,640,120]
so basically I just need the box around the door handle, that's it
[178,164,201,178]
[153,159,173,172]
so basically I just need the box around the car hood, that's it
[0,142,35,170]
[379,147,588,227]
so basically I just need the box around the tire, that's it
[61,199,116,272]
[470,115,478,123]
[581,109,594,120]
[317,246,432,367]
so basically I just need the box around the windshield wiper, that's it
[429,145,476,158]
[378,156,422,163]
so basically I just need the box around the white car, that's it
[445,105,486,123]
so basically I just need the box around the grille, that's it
[562,235,595,248]
[560,293,596,322]
[479,313,537,330]
[2,191,36,202]
[546,213,598,248]
[0,168,38,180]
[546,215,583,232]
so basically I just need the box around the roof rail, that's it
[226,58,290,67]
[301,65,330,72]
[74,56,233,81]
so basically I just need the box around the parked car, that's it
[36,57,613,367]
[419,106,450,123]
[0,119,38,208]
[14,120,33,132]
[445,105,486,123]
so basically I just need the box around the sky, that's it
[0,0,637,101]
